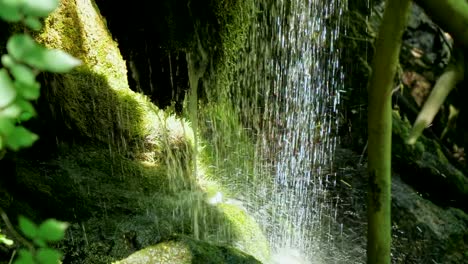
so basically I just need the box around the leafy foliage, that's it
[0,0,80,263]
[0,0,81,151]
[14,216,68,264]
[0,0,59,22]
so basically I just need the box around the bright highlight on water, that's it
[189,0,346,263]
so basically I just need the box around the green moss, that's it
[114,235,262,264]
[9,144,268,263]
[197,101,262,199]
[161,0,254,99]
[205,0,254,88]
[32,0,196,156]
[0,1,270,263]
[392,111,425,159]
[392,111,468,208]
[217,203,270,262]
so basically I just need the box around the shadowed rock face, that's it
[332,148,468,264]
[93,0,191,112]
[94,0,252,113]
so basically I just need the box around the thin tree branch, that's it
[407,52,465,145]
[0,207,35,252]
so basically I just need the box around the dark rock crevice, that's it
[94,0,191,112]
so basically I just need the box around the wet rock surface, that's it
[333,148,468,264]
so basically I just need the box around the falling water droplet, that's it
[190,0,347,262]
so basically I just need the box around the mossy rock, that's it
[0,1,270,263]
[391,175,468,263]
[32,0,195,155]
[392,111,468,210]
[6,143,269,263]
[113,235,262,264]
[215,203,269,262]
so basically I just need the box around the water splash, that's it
[191,0,346,262]
[241,1,345,261]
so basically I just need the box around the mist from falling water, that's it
[188,0,346,263]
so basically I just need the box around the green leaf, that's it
[37,219,68,242]
[1,54,15,68]
[22,0,59,18]
[6,34,39,62]
[17,99,36,121]
[18,216,38,240]
[2,0,24,7]
[24,16,42,31]
[0,102,21,119]
[10,64,36,86]
[33,237,46,247]
[0,2,23,22]
[6,127,38,150]
[13,249,34,264]
[0,117,15,136]
[15,80,41,100]
[19,112,34,122]
[7,35,81,72]
[36,248,62,264]
[0,234,14,246]
[0,69,17,108]
[0,98,36,120]
[32,49,82,73]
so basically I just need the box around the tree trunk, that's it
[367,0,411,263]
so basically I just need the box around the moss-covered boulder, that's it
[114,235,262,264]
[210,203,270,262]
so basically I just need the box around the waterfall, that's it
[191,0,346,262]
[246,0,345,262]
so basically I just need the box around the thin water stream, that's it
[188,0,346,262]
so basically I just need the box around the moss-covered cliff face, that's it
[0,0,268,263]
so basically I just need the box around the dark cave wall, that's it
[94,0,253,113]
[94,0,191,112]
